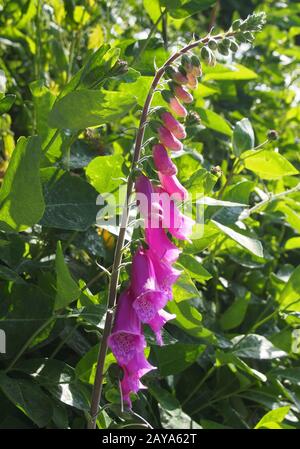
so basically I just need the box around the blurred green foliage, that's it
[0,0,300,430]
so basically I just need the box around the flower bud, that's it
[186,72,198,90]
[218,41,229,56]
[181,54,193,73]
[186,111,201,126]
[208,39,218,50]
[232,19,242,31]
[152,143,178,175]
[161,90,187,117]
[173,84,193,104]
[161,111,186,139]
[158,126,183,152]
[165,66,188,85]
[229,40,239,52]
[190,55,202,77]
[267,129,279,141]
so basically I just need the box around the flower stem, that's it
[88,28,239,429]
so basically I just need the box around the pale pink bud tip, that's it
[174,85,193,104]
[161,111,186,140]
[186,73,198,90]
[169,97,187,118]
[158,126,183,152]
[152,144,178,176]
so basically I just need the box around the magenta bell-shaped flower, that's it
[165,197,195,241]
[152,144,178,176]
[158,126,183,152]
[145,226,181,264]
[131,247,169,323]
[121,351,155,407]
[135,174,163,227]
[158,172,188,201]
[148,309,176,345]
[148,248,182,296]
[108,289,145,365]
[161,111,186,140]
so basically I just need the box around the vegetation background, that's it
[0,0,300,429]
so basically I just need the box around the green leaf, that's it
[0,284,54,359]
[232,334,287,359]
[242,149,298,179]
[40,168,99,231]
[172,270,199,303]
[212,220,264,258]
[203,63,258,81]
[197,107,232,136]
[86,154,125,194]
[55,241,80,310]
[0,94,16,115]
[164,0,216,19]
[153,343,206,376]
[216,351,267,382]
[220,295,250,330]
[279,265,300,311]
[0,136,45,232]
[285,237,300,250]
[255,406,290,429]
[147,382,180,411]
[184,222,220,254]
[178,254,212,283]
[232,118,255,156]
[0,373,53,427]
[49,90,135,130]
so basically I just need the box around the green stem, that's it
[5,315,56,373]
[181,365,216,407]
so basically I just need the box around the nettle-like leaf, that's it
[0,136,45,232]
[49,90,136,130]
[242,149,298,179]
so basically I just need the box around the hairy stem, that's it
[88,28,238,429]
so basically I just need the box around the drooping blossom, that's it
[121,351,155,407]
[148,309,176,345]
[158,126,183,152]
[108,289,145,365]
[145,226,181,264]
[174,84,193,104]
[186,72,198,90]
[158,172,188,201]
[169,96,187,117]
[152,143,178,176]
[161,111,186,139]
[131,247,169,323]
[135,173,163,227]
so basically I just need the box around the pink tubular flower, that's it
[145,226,181,264]
[121,351,155,407]
[158,172,188,201]
[148,309,176,345]
[152,144,177,176]
[158,126,183,152]
[161,111,186,140]
[108,289,145,365]
[186,72,198,90]
[148,249,182,296]
[167,199,195,241]
[174,85,193,104]
[169,97,187,117]
[135,174,163,227]
[131,247,169,323]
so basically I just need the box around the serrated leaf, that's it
[233,118,255,156]
[0,136,45,232]
[49,90,135,129]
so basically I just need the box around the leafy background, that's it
[0,0,300,429]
